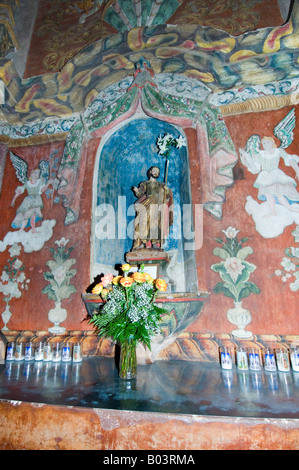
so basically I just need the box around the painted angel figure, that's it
[10,152,54,233]
[239,109,299,218]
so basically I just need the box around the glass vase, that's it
[119,338,137,380]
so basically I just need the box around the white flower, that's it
[164,133,174,142]
[290,279,299,291]
[55,237,69,247]
[275,269,282,276]
[9,243,21,257]
[0,281,21,299]
[1,270,9,282]
[157,143,167,155]
[290,247,299,258]
[224,257,245,282]
[281,257,296,272]
[222,226,240,239]
[176,135,186,148]
[12,259,23,270]
[18,272,26,283]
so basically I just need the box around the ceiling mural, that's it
[0,0,20,57]
[0,1,298,130]
[24,0,283,77]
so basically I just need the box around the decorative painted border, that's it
[2,75,299,144]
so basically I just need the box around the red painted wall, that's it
[0,107,298,337]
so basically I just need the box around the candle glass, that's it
[52,342,62,363]
[290,347,299,372]
[263,348,277,372]
[43,343,52,362]
[6,342,14,361]
[248,348,262,371]
[219,346,233,370]
[34,342,44,361]
[73,343,82,363]
[24,342,34,361]
[62,342,72,362]
[236,347,248,371]
[275,348,290,372]
[14,343,24,361]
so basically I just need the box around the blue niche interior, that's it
[93,117,198,292]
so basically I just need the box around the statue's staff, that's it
[156,133,186,247]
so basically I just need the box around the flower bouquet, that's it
[89,264,168,379]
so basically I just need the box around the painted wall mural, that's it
[273,224,299,292]
[43,237,77,333]
[239,108,299,238]
[0,1,299,356]
[0,243,30,331]
[0,144,7,194]
[211,226,260,339]
[0,150,61,253]
[58,66,237,228]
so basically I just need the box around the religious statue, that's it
[132,166,173,251]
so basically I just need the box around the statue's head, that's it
[148,166,160,179]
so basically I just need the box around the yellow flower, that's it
[92,283,103,295]
[119,276,134,287]
[132,271,146,283]
[112,275,121,285]
[144,272,154,283]
[101,288,109,298]
[122,263,131,272]
[155,278,167,291]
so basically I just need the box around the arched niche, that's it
[91,114,198,293]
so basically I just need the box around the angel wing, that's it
[273,108,295,149]
[239,134,262,174]
[10,152,28,184]
[38,160,50,183]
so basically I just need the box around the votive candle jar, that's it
[263,348,277,372]
[52,342,62,363]
[248,348,262,371]
[72,343,82,363]
[275,348,290,372]
[6,342,14,361]
[34,342,44,361]
[290,347,299,372]
[220,346,233,370]
[14,343,24,361]
[24,342,34,361]
[62,342,72,362]
[236,347,248,371]
[43,343,52,362]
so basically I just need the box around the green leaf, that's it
[213,247,230,260]
[245,281,261,294]
[236,246,253,260]
[238,287,251,301]
[213,282,236,299]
